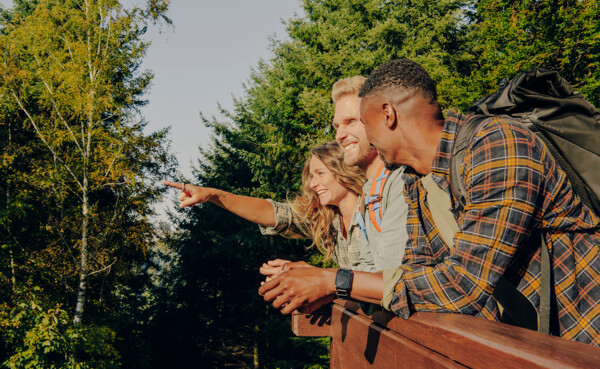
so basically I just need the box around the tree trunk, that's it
[73,176,88,326]
[6,121,16,293]
[253,324,260,368]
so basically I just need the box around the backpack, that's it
[425,68,600,333]
[456,67,600,216]
[357,164,390,242]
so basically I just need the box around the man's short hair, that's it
[331,76,367,103]
[359,59,437,102]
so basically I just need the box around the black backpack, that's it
[451,67,600,216]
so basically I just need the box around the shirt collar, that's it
[348,197,361,231]
[331,198,361,233]
[430,109,468,176]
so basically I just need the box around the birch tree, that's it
[0,0,174,327]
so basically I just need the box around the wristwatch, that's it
[335,269,354,299]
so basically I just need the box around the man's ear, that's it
[382,103,397,129]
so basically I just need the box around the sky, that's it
[133,0,302,179]
[136,0,303,219]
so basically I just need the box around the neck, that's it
[362,155,385,178]
[412,118,444,175]
[337,192,359,231]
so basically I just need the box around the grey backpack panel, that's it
[465,67,600,214]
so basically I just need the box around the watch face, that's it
[335,269,353,298]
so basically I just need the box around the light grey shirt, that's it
[356,166,409,271]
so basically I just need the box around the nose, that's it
[335,124,347,144]
[309,175,319,190]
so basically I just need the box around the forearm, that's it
[259,266,385,315]
[350,271,384,304]
[210,190,276,227]
[318,269,384,304]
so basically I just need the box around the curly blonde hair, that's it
[290,141,365,260]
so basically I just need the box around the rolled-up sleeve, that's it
[259,200,312,240]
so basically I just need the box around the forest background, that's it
[0,0,598,368]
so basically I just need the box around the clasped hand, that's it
[258,261,336,314]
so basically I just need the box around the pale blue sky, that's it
[133,0,303,220]
[135,0,302,179]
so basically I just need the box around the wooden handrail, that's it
[292,300,600,369]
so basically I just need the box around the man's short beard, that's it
[346,145,377,168]
[379,151,401,171]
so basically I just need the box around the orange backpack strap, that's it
[365,164,390,233]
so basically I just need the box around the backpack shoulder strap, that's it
[357,194,369,242]
[421,174,458,247]
[364,164,391,233]
[423,172,543,331]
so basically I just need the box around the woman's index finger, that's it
[161,180,183,190]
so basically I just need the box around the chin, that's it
[343,153,359,166]
[318,197,331,206]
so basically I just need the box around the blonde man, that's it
[331,76,409,272]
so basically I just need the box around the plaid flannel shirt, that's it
[259,200,364,269]
[389,109,600,345]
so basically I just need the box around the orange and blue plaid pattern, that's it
[390,109,600,346]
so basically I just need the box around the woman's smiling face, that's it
[308,155,348,207]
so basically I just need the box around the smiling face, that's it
[308,155,349,207]
[332,94,378,169]
[359,94,397,167]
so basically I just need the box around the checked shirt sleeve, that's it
[389,118,546,319]
[258,200,312,240]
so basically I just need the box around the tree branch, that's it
[10,89,84,191]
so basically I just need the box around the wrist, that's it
[211,188,223,202]
[326,268,338,295]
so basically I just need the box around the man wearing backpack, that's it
[357,58,600,345]
[259,58,600,346]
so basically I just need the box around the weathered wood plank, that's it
[291,308,332,337]
[329,303,467,369]
[292,300,600,369]
[338,300,600,369]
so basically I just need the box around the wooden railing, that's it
[292,300,600,369]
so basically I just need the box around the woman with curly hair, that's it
[162,141,366,270]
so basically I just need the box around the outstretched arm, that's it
[162,181,276,227]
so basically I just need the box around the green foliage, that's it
[465,0,600,107]
[0,0,174,367]
[1,289,119,369]
[222,0,471,200]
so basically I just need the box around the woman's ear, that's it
[382,103,397,129]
